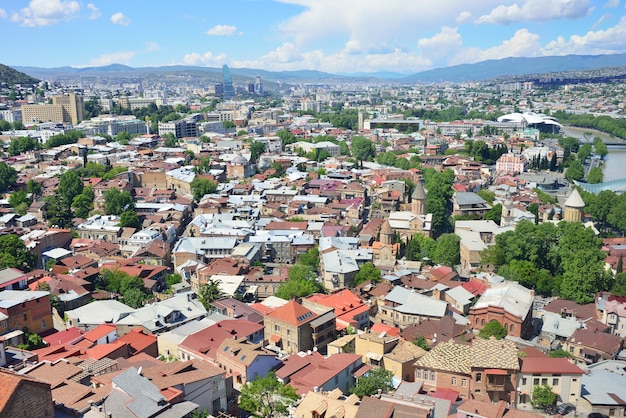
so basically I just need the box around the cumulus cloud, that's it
[543,15,626,54]
[450,29,542,65]
[276,0,504,47]
[456,11,472,23]
[231,42,431,73]
[77,51,136,68]
[418,27,463,59]
[11,0,79,27]
[476,0,593,24]
[87,3,100,20]
[205,25,238,36]
[111,12,130,26]
[182,51,229,66]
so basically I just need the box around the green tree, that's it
[165,274,182,292]
[354,262,381,286]
[350,368,394,398]
[58,170,84,205]
[565,160,584,181]
[239,372,299,417]
[119,210,141,228]
[587,167,604,184]
[123,287,146,308]
[611,272,626,296]
[430,233,461,267]
[351,136,375,168]
[424,169,454,237]
[45,195,73,228]
[249,141,266,162]
[198,278,223,309]
[0,162,17,192]
[548,349,572,358]
[103,188,135,215]
[413,335,429,351]
[190,178,218,202]
[7,136,39,156]
[531,384,557,411]
[26,179,42,196]
[297,246,320,271]
[478,320,507,339]
[0,234,37,271]
[72,187,94,219]
[8,191,31,212]
[484,203,502,225]
[275,264,323,299]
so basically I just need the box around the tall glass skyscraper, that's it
[222,65,235,100]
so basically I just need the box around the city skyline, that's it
[2,0,626,74]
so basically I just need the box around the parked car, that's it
[588,413,608,418]
[557,403,576,415]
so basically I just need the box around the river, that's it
[561,126,626,182]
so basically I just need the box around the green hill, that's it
[0,64,39,86]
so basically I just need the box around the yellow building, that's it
[22,93,84,125]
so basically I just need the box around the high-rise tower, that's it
[254,75,263,94]
[222,65,235,100]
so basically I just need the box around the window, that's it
[274,324,280,332]
[41,320,46,329]
[541,378,548,385]
[461,379,467,387]
[533,378,540,385]
[452,377,457,386]
[510,324,515,332]
[476,373,482,382]
[522,378,527,385]
[416,370,422,379]
[569,346,574,353]
[552,378,559,386]
[430,372,435,381]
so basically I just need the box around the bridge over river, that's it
[575,178,626,193]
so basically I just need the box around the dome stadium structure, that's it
[497,111,562,133]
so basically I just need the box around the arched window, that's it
[505,323,509,331]
[481,319,485,326]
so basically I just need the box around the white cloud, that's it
[418,27,463,59]
[456,11,472,23]
[590,13,610,30]
[87,3,100,20]
[11,0,79,27]
[231,42,431,73]
[77,51,136,68]
[543,15,626,54]
[205,25,238,36]
[182,51,229,67]
[476,0,593,24]
[450,29,542,65]
[604,0,619,7]
[275,0,504,47]
[0,9,6,19]
[110,12,130,26]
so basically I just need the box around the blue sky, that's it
[2,0,626,74]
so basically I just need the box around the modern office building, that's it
[222,65,235,100]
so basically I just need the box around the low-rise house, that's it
[294,389,360,418]
[264,299,336,354]
[579,365,626,417]
[400,316,467,349]
[469,281,534,339]
[0,268,28,291]
[65,300,136,331]
[0,290,54,336]
[516,357,584,407]
[415,337,520,403]
[216,337,282,386]
[0,369,55,418]
[597,293,626,337]
[376,286,449,328]
[115,294,207,335]
[172,237,239,269]
[452,192,490,217]
[563,328,623,365]
[276,351,363,396]
[306,289,371,331]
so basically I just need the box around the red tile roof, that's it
[42,327,84,346]
[81,324,117,343]
[267,300,317,326]
[520,358,584,375]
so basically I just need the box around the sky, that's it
[2,0,626,74]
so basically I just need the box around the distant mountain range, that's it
[11,53,626,85]
[0,64,39,86]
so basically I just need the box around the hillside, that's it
[402,54,626,83]
[0,64,40,85]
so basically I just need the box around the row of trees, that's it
[553,110,626,139]
[579,188,626,234]
[405,233,461,267]
[424,168,455,237]
[481,220,609,303]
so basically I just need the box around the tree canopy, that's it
[478,320,508,339]
[190,178,218,202]
[275,264,324,300]
[350,368,394,398]
[0,234,37,271]
[351,136,375,168]
[354,262,381,286]
[103,188,135,215]
[0,162,17,193]
[238,372,299,417]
